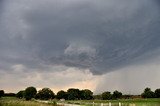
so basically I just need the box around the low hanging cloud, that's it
[0,0,160,93]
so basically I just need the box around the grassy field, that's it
[64,98,160,106]
[0,97,56,106]
[1,97,160,106]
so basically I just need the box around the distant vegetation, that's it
[0,97,55,106]
[1,87,160,101]
[15,87,93,100]
[141,87,160,98]
[0,90,4,98]
[35,88,55,100]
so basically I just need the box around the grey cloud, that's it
[0,0,160,74]
[94,59,160,94]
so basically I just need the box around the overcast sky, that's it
[0,0,160,94]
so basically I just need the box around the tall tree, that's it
[102,91,112,100]
[80,89,93,100]
[24,86,37,100]
[155,88,160,98]
[67,88,80,100]
[0,90,4,98]
[141,87,155,98]
[36,88,55,100]
[112,90,122,99]
[56,90,67,99]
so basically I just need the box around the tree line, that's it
[141,87,160,98]
[95,87,160,100]
[16,87,93,100]
[1,87,160,100]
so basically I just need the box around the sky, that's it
[0,0,160,94]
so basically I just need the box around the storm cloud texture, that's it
[0,0,160,93]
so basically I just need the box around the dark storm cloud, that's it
[0,0,5,15]
[0,0,160,74]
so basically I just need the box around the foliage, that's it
[4,86,160,102]
[155,88,160,98]
[16,90,25,98]
[56,90,67,99]
[36,88,55,100]
[0,90,4,98]
[141,88,155,98]
[112,90,122,99]
[24,86,37,100]
[80,89,93,100]
[102,91,112,100]
[56,89,93,100]
[67,88,80,100]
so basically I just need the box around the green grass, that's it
[78,98,160,103]
[64,98,160,106]
[1,97,160,106]
[0,97,56,106]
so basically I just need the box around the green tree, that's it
[112,90,122,99]
[0,90,4,98]
[56,90,67,99]
[16,90,24,98]
[155,88,160,98]
[24,86,37,100]
[102,91,112,100]
[36,88,55,100]
[80,89,93,100]
[141,87,155,98]
[67,88,80,100]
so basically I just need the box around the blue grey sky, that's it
[0,0,160,94]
